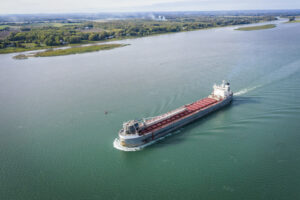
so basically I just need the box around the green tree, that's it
[88,33,99,41]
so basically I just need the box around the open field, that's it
[0,25,9,30]
[26,22,82,27]
[235,24,276,31]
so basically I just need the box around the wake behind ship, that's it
[114,80,233,151]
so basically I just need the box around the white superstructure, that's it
[209,80,233,99]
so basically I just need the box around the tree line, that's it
[0,16,276,49]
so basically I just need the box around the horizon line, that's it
[1,8,300,16]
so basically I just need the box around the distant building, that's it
[148,14,167,21]
[158,16,166,21]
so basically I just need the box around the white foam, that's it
[113,138,156,151]
[235,59,300,97]
[113,130,181,152]
[235,85,261,96]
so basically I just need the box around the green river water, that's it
[1,20,300,199]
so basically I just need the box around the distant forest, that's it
[1,10,300,22]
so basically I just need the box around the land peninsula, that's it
[235,24,276,31]
[13,44,127,59]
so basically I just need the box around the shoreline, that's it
[13,43,127,59]
[235,24,276,31]
[0,19,277,55]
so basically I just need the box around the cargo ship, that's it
[114,80,233,151]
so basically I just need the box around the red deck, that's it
[140,98,218,135]
[185,98,217,111]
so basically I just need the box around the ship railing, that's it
[143,107,186,127]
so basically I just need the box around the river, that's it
[1,20,300,199]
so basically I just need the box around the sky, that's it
[1,0,300,14]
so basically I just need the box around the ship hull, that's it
[114,95,233,150]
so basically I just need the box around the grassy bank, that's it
[0,40,109,54]
[0,46,54,54]
[13,43,126,59]
[235,24,276,31]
